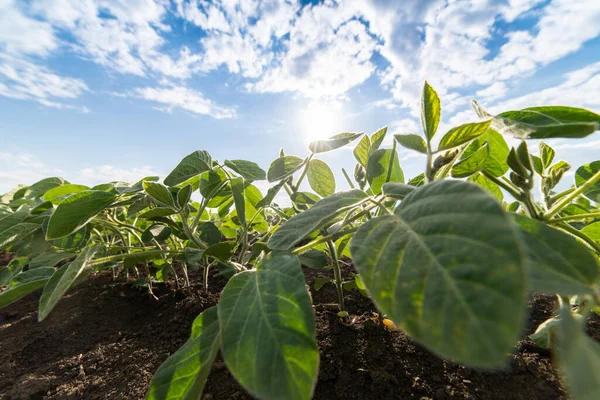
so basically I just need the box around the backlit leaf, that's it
[225,160,266,181]
[267,156,304,182]
[366,148,404,195]
[438,120,492,151]
[309,132,362,153]
[307,159,335,197]
[164,150,212,186]
[421,82,441,141]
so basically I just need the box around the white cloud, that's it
[476,82,508,101]
[0,0,57,56]
[133,85,237,119]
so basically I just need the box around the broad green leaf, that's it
[38,246,100,321]
[231,177,246,225]
[0,268,54,308]
[556,302,600,400]
[46,191,116,240]
[199,169,228,199]
[267,156,304,182]
[370,126,387,150]
[394,134,427,154]
[1,184,26,204]
[7,257,27,276]
[116,176,160,194]
[141,225,172,243]
[421,81,441,141]
[307,159,335,197]
[438,120,492,151]
[50,225,91,250]
[382,182,415,199]
[291,192,320,206]
[350,180,526,367]
[25,177,64,199]
[225,160,266,181]
[164,150,212,186]
[218,252,318,400]
[501,106,600,125]
[138,207,177,219]
[268,190,368,250]
[197,222,221,246]
[256,180,286,208]
[452,142,489,178]
[582,221,600,246]
[243,183,263,207]
[43,184,90,204]
[143,182,176,208]
[575,161,600,202]
[0,268,10,286]
[298,249,328,269]
[539,142,555,169]
[0,223,39,248]
[177,185,193,209]
[514,215,599,296]
[366,148,404,195]
[408,173,426,187]
[309,132,363,153]
[204,242,236,261]
[468,173,503,200]
[0,204,29,232]
[147,307,220,400]
[353,135,371,167]
[531,155,543,175]
[29,252,75,269]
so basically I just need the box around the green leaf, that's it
[204,242,236,262]
[164,150,212,186]
[29,252,75,269]
[582,221,600,247]
[298,249,328,269]
[0,268,10,286]
[143,181,176,208]
[309,132,363,153]
[307,159,335,197]
[141,225,172,243]
[421,81,441,141]
[370,126,387,151]
[0,268,55,308]
[138,207,177,219]
[452,142,490,178]
[556,302,600,400]
[350,180,526,367]
[199,169,228,199]
[514,215,599,296]
[218,252,319,400]
[438,120,492,151]
[197,222,221,246]
[539,142,555,169]
[408,173,426,187]
[366,148,404,195]
[394,134,427,154]
[575,161,600,202]
[531,155,543,175]
[382,182,415,199]
[43,184,90,204]
[38,246,100,321]
[468,173,503,200]
[291,192,320,206]
[46,191,116,240]
[25,177,64,199]
[313,278,330,291]
[461,130,509,177]
[268,190,368,251]
[0,204,29,231]
[0,223,39,248]
[256,180,286,208]
[50,225,91,250]
[267,156,305,182]
[177,185,193,209]
[225,160,266,181]
[353,135,371,167]
[147,307,220,400]
[231,177,246,225]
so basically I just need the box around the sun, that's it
[299,102,341,144]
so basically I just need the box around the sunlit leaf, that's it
[307,159,335,197]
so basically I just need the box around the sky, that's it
[1,0,600,200]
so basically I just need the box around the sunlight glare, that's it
[300,102,342,144]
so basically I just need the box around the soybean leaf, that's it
[164,150,212,186]
[408,173,426,187]
[438,120,492,151]
[0,268,54,308]
[177,185,193,209]
[225,160,266,181]
[421,81,441,141]
[539,142,555,169]
[575,161,600,202]
[46,191,116,240]
[353,135,371,167]
[0,223,39,248]
[231,177,246,225]
[0,204,29,232]
[366,148,404,195]
[452,142,490,178]
[29,252,75,269]
[307,159,335,197]
[197,222,221,246]
[461,130,509,177]
[218,252,319,400]
[147,307,220,400]
[267,156,304,182]
[50,225,91,250]
[309,132,363,153]
[144,182,176,208]
[298,249,328,269]
[382,182,415,200]
[138,207,177,219]
[394,134,427,154]
[142,225,172,243]
[350,180,526,367]
[370,126,387,151]
[25,177,64,199]
[204,242,236,262]
[200,169,228,199]
[256,180,286,208]
[43,184,90,204]
[268,190,368,250]
[514,215,599,296]
[0,268,10,286]
[531,155,544,175]
[556,302,600,400]
[38,246,101,321]
[468,173,503,200]
[291,192,320,206]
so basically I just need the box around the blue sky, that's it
[1,0,600,199]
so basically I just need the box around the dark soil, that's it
[1,260,598,400]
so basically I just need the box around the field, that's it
[2,83,600,400]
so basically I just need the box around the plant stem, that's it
[545,170,600,220]
[425,142,434,183]
[555,222,600,254]
[326,240,346,313]
[482,172,521,199]
[385,140,397,184]
[180,211,208,249]
[293,154,314,192]
[292,227,358,255]
[548,212,600,224]
[549,187,575,206]
[90,249,183,266]
[341,168,356,189]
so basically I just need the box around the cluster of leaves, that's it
[2,82,600,400]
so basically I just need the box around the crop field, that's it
[1,83,600,400]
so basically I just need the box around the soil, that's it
[1,258,599,400]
